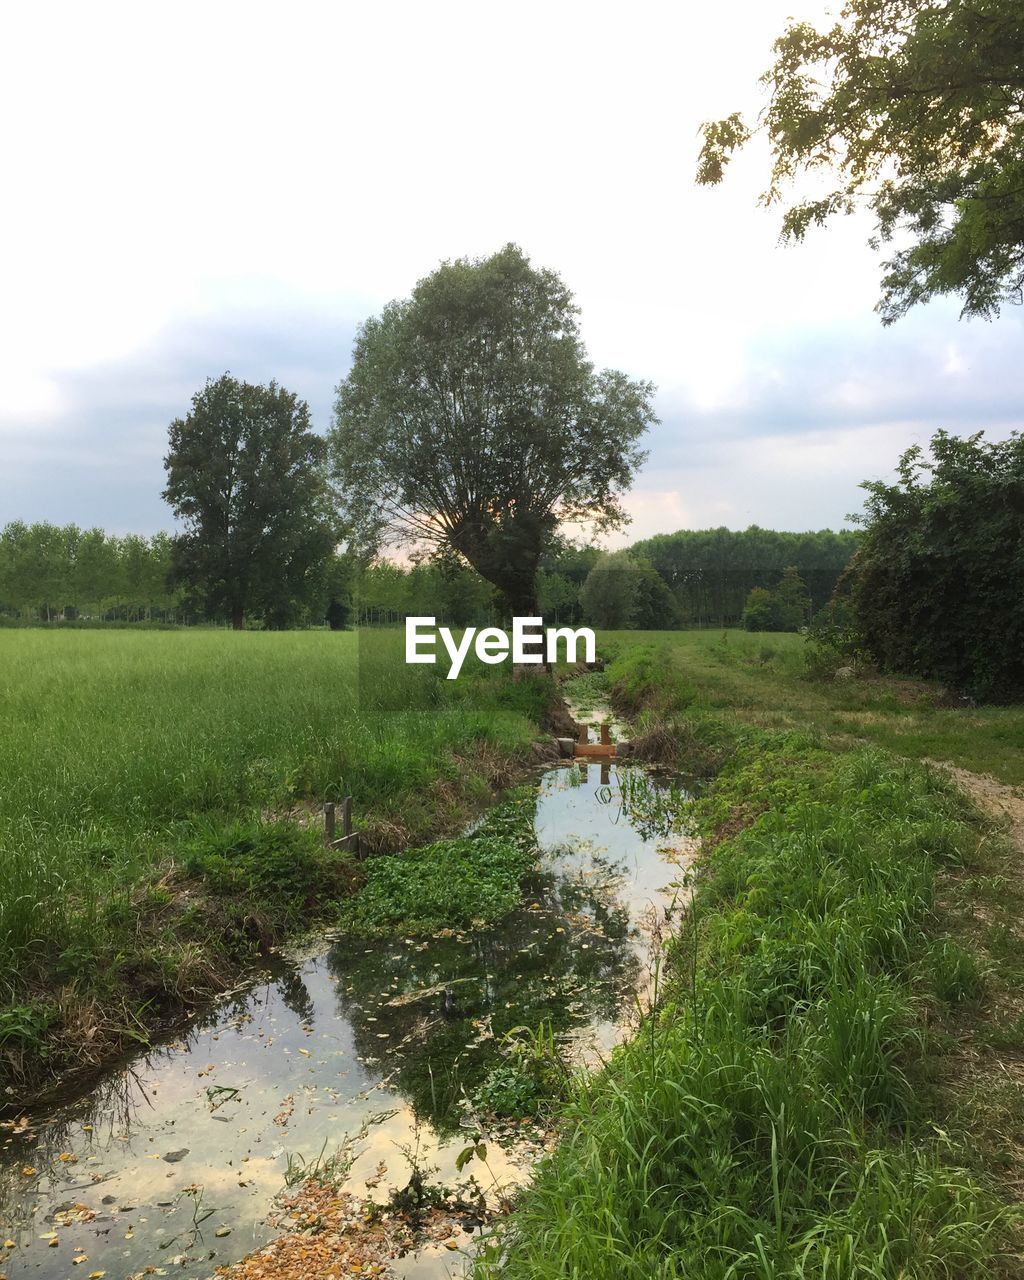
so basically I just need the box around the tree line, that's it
[631,527,859,628]
[0,519,858,633]
[0,524,180,623]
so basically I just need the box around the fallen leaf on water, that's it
[298,1048,311,1057]
[20,1166,36,1177]
[89,1272,106,1278]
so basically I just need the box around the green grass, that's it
[339,788,540,934]
[475,644,1024,1278]
[605,629,1024,785]
[0,629,551,1091]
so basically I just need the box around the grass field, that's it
[614,628,1024,785]
[0,629,551,1092]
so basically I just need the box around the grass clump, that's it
[341,790,539,935]
[182,820,356,923]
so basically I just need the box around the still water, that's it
[0,763,694,1279]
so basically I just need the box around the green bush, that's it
[844,429,1024,700]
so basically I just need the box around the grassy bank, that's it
[613,629,1024,785]
[476,642,1024,1277]
[0,629,553,1099]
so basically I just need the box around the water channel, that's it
[0,760,695,1279]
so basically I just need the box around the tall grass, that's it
[476,668,1015,1276]
[0,629,544,1006]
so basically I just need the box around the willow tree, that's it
[328,244,656,617]
[697,0,1024,322]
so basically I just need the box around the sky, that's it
[1,0,1021,544]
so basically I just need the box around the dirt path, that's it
[927,759,1024,849]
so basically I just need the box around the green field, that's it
[0,629,549,1092]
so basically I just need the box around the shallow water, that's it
[0,764,694,1279]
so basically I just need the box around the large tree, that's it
[328,244,656,617]
[163,374,336,629]
[697,0,1024,322]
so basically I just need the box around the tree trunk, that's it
[231,604,245,630]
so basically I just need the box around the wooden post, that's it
[600,722,611,746]
[324,801,336,847]
[342,795,353,839]
[577,724,589,746]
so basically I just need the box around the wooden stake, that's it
[324,801,336,847]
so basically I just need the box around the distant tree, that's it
[741,568,809,632]
[697,0,1024,321]
[163,374,337,629]
[772,566,811,631]
[356,559,411,624]
[433,552,495,627]
[579,552,642,630]
[329,244,656,617]
[71,527,118,616]
[742,586,775,632]
[632,562,682,630]
[0,521,34,616]
[842,430,1024,700]
[538,570,579,624]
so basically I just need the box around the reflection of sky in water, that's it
[0,765,692,1279]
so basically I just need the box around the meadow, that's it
[0,629,550,1092]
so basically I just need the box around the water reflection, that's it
[0,764,692,1279]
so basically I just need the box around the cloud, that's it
[1,0,1021,541]
[0,299,359,534]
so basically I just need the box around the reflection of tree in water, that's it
[276,967,316,1024]
[325,863,642,1134]
[594,768,684,844]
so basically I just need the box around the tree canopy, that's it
[841,429,1024,699]
[163,374,337,629]
[697,0,1024,322]
[328,244,656,616]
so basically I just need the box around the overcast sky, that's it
[2,0,1021,543]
